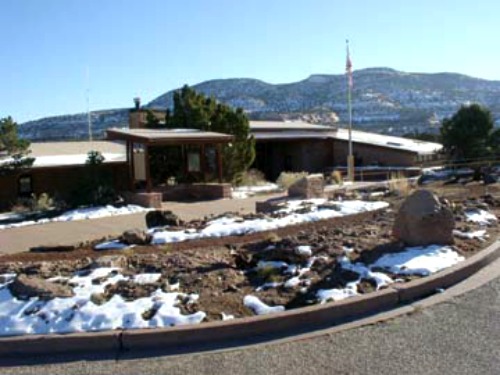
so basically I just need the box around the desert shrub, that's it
[328,170,343,186]
[255,266,282,282]
[276,171,309,189]
[237,168,268,186]
[12,192,62,213]
[388,172,411,197]
[264,232,281,243]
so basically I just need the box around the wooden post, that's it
[216,143,223,183]
[144,144,152,192]
[200,143,206,182]
[128,141,135,191]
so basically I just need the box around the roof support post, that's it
[144,144,152,192]
[217,143,223,183]
[127,140,135,191]
[200,143,206,182]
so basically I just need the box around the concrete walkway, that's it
[0,193,284,255]
[1,252,499,374]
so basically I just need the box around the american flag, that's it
[346,40,353,88]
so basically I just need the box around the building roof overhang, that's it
[106,128,234,145]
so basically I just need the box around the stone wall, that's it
[156,183,232,201]
[288,174,325,199]
[123,191,162,209]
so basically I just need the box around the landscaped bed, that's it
[0,183,498,337]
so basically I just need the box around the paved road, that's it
[1,256,499,375]
[0,193,284,254]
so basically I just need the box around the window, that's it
[187,150,201,172]
[18,175,33,196]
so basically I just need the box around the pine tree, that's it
[169,86,255,183]
[0,116,34,173]
[440,104,495,160]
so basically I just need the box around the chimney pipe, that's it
[133,97,141,110]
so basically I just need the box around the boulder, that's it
[393,190,455,246]
[9,275,74,300]
[121,228,151,245]
[288,174,325,199]
[145,210,182,228]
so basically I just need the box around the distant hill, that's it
[19,68,500,141]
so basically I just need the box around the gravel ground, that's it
[1,255,499,375]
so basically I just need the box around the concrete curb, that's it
[0,330,120,357]
[121,288,398,351]
[1,239,499,357]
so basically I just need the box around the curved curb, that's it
[0,239,499,358]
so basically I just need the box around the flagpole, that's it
[86,66,93,143]
[346,39,354,182]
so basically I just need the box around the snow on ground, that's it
[243,295,285,315]
[464,209,498,226]
[94,240,131,251]
[151,200,389,245]
[371,245,465,276]
[0,268,205,337]
[317,245,465,304]
[254,256,323,292]
[231,183,281,199]
[453,229,488,240]
[0,205,150,230]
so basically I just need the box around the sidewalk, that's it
[0,193,284,255]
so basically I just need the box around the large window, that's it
[187,150,201,172]
[18,175,33,196]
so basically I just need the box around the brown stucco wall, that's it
[332,140,417,167]
[0,163,129,211]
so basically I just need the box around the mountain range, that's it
[19,67,500,141]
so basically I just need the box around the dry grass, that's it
[276,171,309,189]
[238,169,268,186]
[12,193,55,213]
[329,170,344,186]
[388,172,412,197]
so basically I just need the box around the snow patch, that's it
[152,200,389,245]
[231,183,280,199]
[453,229,488,240]
[0,269,205,337]
[243,295,285,315]
[464,209,497,226]
[0,205,150,230]
[371,245,465,276]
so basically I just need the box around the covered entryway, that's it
[106,128,234,204]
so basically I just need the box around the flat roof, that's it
[249,120,334,132]
[249,121,442,155]
[253,131,335,141]
[333,128,443,155]
[0,141,126,169]
[106,128,234,144]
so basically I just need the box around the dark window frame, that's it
[18,174,33,197]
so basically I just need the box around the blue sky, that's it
[2,0,499,122]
